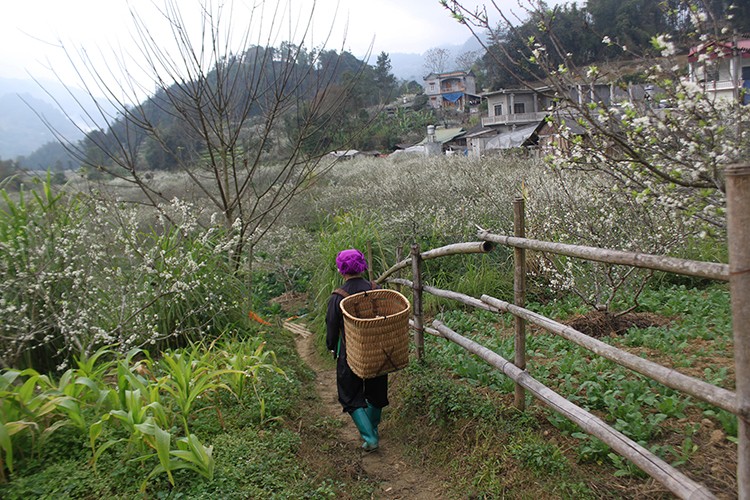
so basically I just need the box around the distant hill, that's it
[0,92,80,160]
[388,35,485,82]
[0,77,115,161]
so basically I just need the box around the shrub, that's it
[0,179,248,371]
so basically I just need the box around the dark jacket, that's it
[325,277,376,356]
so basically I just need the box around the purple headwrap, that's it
[336,249,368,275]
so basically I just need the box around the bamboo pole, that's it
[513,196,527,411]
[377,241,494,283]
[431,319,716,500]
[477,231,728,281]
[480,294,739,416]
[392,274,737,415]
[411,244,425,360]
[726,164,750,500]
[388,278,500,313]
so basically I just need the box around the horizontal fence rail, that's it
[476,231,729,281]
[377,241,494,284]
[387,278,498,312]
[480,294,739,417]
[428,319,716,500]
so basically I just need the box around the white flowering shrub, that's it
[295,155,536,244]
[0,181,247,371]
[525,167,699,311]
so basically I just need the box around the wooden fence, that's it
[374,164,750,499]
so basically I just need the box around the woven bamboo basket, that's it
[340,289,411,379]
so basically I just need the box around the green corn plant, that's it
[110,389,169,439]
[133,420,176,488]
[216,337,285,401]
[213,337,286,425]
[0,368,70,480]
[0,420,37,482]
[89,350,168,470]
[73,346,117,410]
[114,349,161,414]
[171,433,215,481]
[136,426,215,492]
[89,387,169,469]
[157,344,236,434]
[73,345,116,380]
[45,369,98,432]
[246,342,287,425]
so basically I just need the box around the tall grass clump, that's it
[0,178,248,372]
[305,211,392,339]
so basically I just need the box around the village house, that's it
[469,83,620,156]
[423,70,480,111]
[687,38,750,103]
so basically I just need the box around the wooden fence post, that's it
[411,243,425,361]
[513,196,527,411]
[726,164,750,500]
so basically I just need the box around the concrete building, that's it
[687,38,750,103]
[423,70,480,111]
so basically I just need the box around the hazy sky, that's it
[1,0,539,86]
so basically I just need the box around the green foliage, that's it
[508,435,568,474]
[388,354,599,497]
[307,210,390,347]
[397,361,502,427]
[0,332,289,492]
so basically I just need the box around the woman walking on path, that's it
[325,248,387,451]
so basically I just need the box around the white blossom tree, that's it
[440,0,747,314]
[44,0,368,290]
[442,0,749,233]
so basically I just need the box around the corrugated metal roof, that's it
[417,127,465,145]
[485,124,539,150]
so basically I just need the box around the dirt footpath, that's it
[294,325,446,499]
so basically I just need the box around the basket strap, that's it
[331,288,350,357]
[333,282,373,298]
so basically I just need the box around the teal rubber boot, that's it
[350,408,379,451]
[366,403,382,440]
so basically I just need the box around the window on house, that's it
[514,102,525,114]
[493,104,503,116]
[430,83,436,92]
[704,64,719,82]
